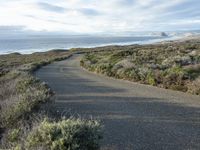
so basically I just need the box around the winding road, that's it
[36,54,200,150]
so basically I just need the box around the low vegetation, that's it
[0,51,70,127]
[81,38,200,95]
[26,118,102,150]
[5,118,102,150]
[0,50,102,149]
[2,37,199,149]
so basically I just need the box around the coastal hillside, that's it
[81,38,200,95]
[0,51,102,149]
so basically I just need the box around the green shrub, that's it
[84,54,99,64]
[147,72,156,86]
[80,40,200,95]
[1,74,51,127]
[187,77,200,95]
[138,67,149,82]
[95,63,113,76]
[16,76,39,93]
[0,50,73,148]
[162,68,188,92]
[123,68,140,81]
[26,118,103,150]
[7,128,21,143]
[184,64,200,79]
[167,66,185,74]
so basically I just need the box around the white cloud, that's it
[0,0,199,33]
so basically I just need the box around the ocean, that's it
[0,35,174,54]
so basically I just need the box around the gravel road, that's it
[36,54,200,150]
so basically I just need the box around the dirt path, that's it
[36,54,200,150]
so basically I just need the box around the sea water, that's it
[0,35,173,54]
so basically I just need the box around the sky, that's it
[0,0,199,34]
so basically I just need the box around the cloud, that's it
[78,8,100,16]
[0,26,28,35]
[0,26,25,31]
[0,0,199,33]
[37,2,66,13]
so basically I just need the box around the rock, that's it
[160,32,168,37]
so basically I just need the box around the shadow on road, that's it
[36,55,200,150]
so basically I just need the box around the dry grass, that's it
[0,50,103,150]
[0,50,70,148]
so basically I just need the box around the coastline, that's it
[1,32,199,149]
[0,35,187,55]
[80,37,200,95]
[156,35,200,44]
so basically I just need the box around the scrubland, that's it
[1,37,199,149]
[0,51,102,150]
[81,38,200,95]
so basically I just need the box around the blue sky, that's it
[0,0,199,34]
